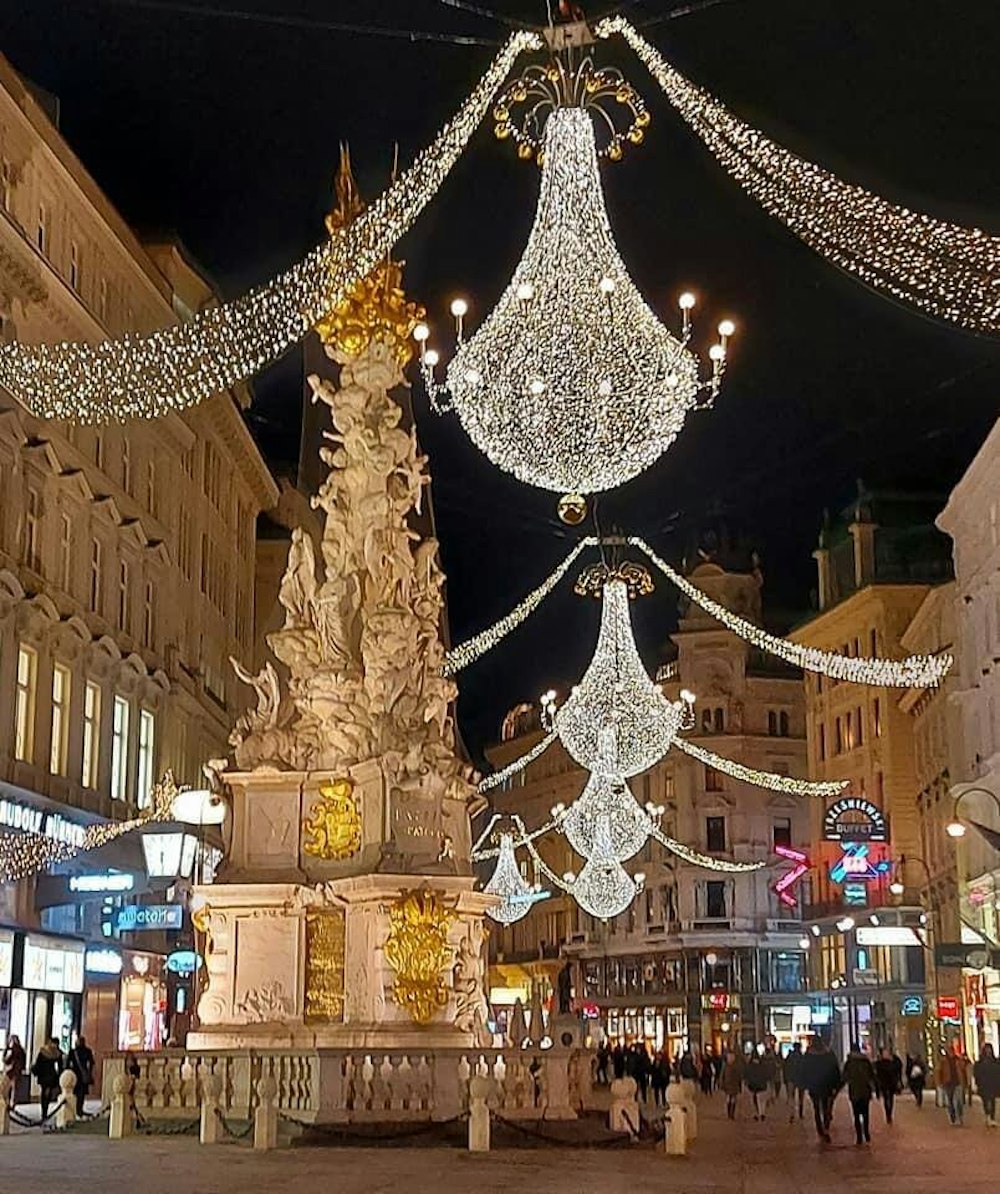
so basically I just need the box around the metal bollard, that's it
[663,1107,687,1156]
[200,1072,223,1145]
[0,1075,10,1135]
[108,1074,133,1140]
[56,1071,78,1129]
[253,1074,278,1152]
[467,1075,492,1153]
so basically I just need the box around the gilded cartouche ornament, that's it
[382,890,456,1025]
[313,143,425,365]
[301,776,363,861]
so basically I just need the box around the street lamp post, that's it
[945,786,1000,840]
[890,853,940,1059]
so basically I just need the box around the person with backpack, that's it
[31,1037,63,1121]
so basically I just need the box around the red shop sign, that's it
[936,995,961,1021]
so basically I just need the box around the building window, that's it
[49,663,70,776]
[22,485,42,571]
[773,817,792,851]
[706,815,726,853]
[90,538,103,611]
[779,711,789,736]
[0,157,11,211]
[111,696,130,801]
[82,681,101,789]
[137,709,155,809]
[122,437,131,494]
[873,698,882,737]
[768,710,777,736]
[819,722,826,762]
[118,560,130,633]
[856,706,864,747]
[14,644,37,762]
[36,203,48,253]
[200,533,209,594]
[870,628,878,656]
[147,459,157,518]
[143,581,155,648]
[69,240,80,291]
[178,508,191,578]
[705,881,727,919]
[714,707,725,733]
[59,513,72,592]
[99,277,109,323]
[95,433,105,471]
[834,717,842,754]
[704,764,723,792]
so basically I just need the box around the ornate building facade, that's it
[792,488,953,1056]
[0,53,277,1062]
[487,551,813,1054]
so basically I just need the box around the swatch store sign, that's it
[114,905,183,933]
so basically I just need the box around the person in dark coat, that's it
[745,1052,770,1120]
[629,1043,650,1101]
[31,1038,63,1120]
[843,1044,877,1145]
[700,1048,716,1095]
[720,1048,744,1121]
[596,1044,610,1086]
[801,1035,841,1142]
[650,1049,671,1107]
[874,1046,901,1124]
[784,1042,806,1121]
[3,1035,26,1108]
[973,1043,1000,1127]
[907,1053,927,1107]
[68,1036,95,1116]
[611,1043,626,1080]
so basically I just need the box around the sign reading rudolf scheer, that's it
[823,797,888,842]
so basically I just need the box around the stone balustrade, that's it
[102,1047,583,1124]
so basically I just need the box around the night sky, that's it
[2,1,999,762]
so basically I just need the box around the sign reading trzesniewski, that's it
[822,797,888,842]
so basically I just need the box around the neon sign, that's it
[823,797,887,842]
[771,844,811,908]
[829,842,892,884]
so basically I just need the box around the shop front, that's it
[604,1003,688,1054]
[83,947,167,1062]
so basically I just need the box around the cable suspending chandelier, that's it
[415,87,734,496]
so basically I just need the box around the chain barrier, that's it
[278,1109,469,1145]
[215,1108,255,1141]
[488,1111,633,1150]
[8,1099,66,1129]
[135,1113,201,1137]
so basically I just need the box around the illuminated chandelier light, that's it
[633,536,952,688]
[0,772,179,883]
[482,832,549,924]
[0,31,540,423]
[599,16,1000,338]
[567,813,643,920]
[557,772,651,862]
[673,736,847,798]
[554,578,692,776]
[418,106,733,494]
[444,536,597,676]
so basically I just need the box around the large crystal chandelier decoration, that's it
[415,56,734,497]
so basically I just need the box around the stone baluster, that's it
[199,1072,223,1145]
[0,1076,11,1135]
[231,1054,252,1118]
[608,1076,639,1137]
[253,1074,278,1151]
[56,1071,78,1128]
[108,1073,133,1140]
[467,1075,492,1152]
[432,1052,463,1121]
[179,1060,196,1110]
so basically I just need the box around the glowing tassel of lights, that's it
[0,31,541,424]
[568,813,644,920]
[483,832,550,924]
[599,17,1000,339]
[555,579,691,776]
[419,108,729,494]
[634,536,951,688]
[556,772,651,862]
[650,825,765,872]
[0,772,180,883]
[673,736,847,797]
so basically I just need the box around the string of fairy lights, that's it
[0,30,540,423]
[598,15,1000,337]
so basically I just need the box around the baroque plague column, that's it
[189,152,492,1050]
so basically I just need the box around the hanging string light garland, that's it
[598,16,1000,338]
[0,30,541,424]
[478,728,560,792]
[649,825,764,872]
[672,735,846,797]
[632,536,951,688]
[0,772,181,883]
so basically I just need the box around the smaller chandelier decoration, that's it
[493,55,650,164]
[415,103,734,495]
[481,829,551,924]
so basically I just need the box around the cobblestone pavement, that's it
[1,1090,996,1193]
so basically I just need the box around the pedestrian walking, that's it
[843,1043,877,1146]
[761,1043,782,1113]
[801,1035,841,1143]
[629,1042,650,1102]
[783,1041,806,1121]
[611,1043,626,1080]
[596,1043,610,1085]
[874,1046,901,1124]
[720,1047,744,1121]
[745,1051,769,1120]
[3,1034,26,1107]
[700,1047,716,1095]
[907,1054,926,1108]
[651,1049,671,1107]
[935,1041,971,1126]
[31,1037,63,1121]
[68,1035,95,1117]
[973,1043,1000,1128]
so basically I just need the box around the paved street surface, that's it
[1,1090,996,1193]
